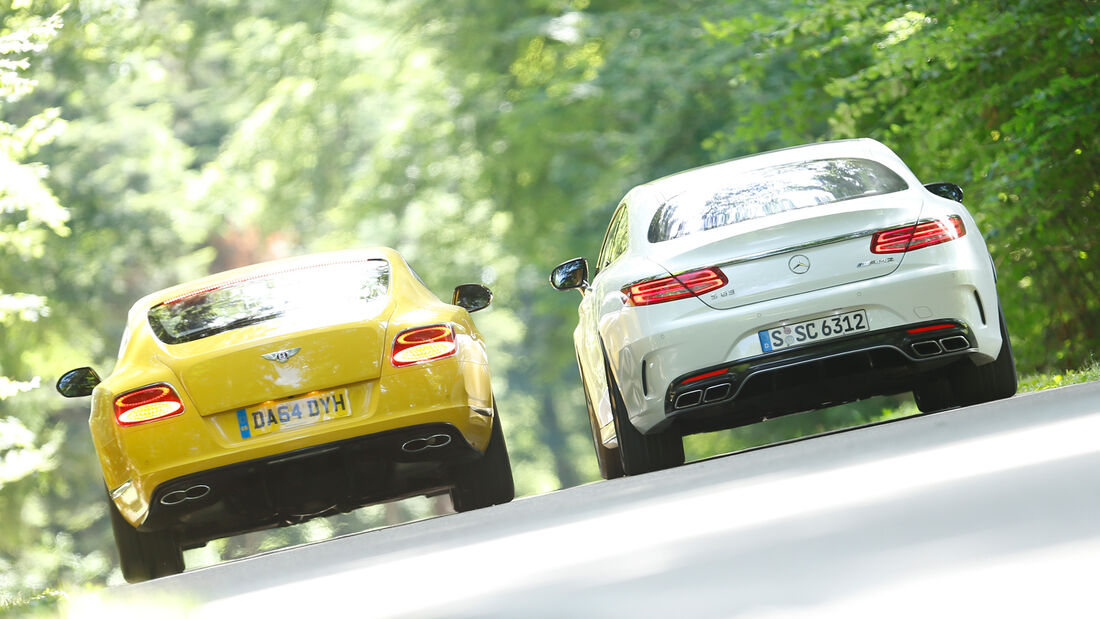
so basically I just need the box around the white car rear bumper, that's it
[605,259,1002,434]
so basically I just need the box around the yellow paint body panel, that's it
[86,248,494,527]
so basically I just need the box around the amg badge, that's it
[857,256,897,269]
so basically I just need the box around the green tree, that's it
[1,0,221,596]
[395,0,777,487]
[0,6,107,601]
[700,0,1100,371]
[2,0,1098,604]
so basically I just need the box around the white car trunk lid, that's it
[651,194,925,310]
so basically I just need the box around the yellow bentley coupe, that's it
[56,248,513,582]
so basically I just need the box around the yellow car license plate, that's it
[236,389,351,439]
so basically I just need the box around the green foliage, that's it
[1019,360,1100,392]
[0,587,65,618]
[1,1,213,599]
[0,4,89,601]
[0,8,67,319]
[1,0,1098,603]
[699,0,1100,371]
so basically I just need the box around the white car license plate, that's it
[759,310,869,353]
[236,389,351,439]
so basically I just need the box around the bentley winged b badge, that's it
[261,347,301,363]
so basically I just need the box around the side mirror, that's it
[57,367,101,398]
[550,257,589,292]
[924,182,964,203]
[453,284,492,313]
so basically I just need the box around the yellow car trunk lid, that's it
[167,318,390,416]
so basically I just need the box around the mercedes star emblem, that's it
[788,254,811,274]
[262,347,301,363]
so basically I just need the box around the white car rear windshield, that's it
[148,259,391,344]
[648,157,909,242]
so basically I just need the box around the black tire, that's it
[587,394,625,480]
[605,357,684,475]
[106,490,184,583]
[579,359,624,480]
[450,409,515,512]
[952,308,1018,406]
[914,308,1017,413]
[913,373,957,413]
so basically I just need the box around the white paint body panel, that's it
[571,139,1004,439]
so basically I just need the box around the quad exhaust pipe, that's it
[672,331,974,412]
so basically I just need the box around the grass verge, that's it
[1018,360,1100,393]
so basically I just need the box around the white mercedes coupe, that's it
[550,138,1016,477]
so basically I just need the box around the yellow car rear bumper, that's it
[104,356,492,528]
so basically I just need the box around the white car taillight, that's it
[871,215,966,254]
[623,268,728,306]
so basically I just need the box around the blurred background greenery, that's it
[1,0,1097,603]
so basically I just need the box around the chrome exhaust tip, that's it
[703,383,731,403]
[160,484,211,506]
[401,433,453,453]
[675,390,703,409]
[911,340,943,357]
[939,335,970,352]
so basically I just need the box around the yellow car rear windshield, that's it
[148,258,391,344]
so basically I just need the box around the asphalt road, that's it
[79,382,1100,618]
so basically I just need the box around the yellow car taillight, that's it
[114,384,184,426]
[392,324,457,367]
